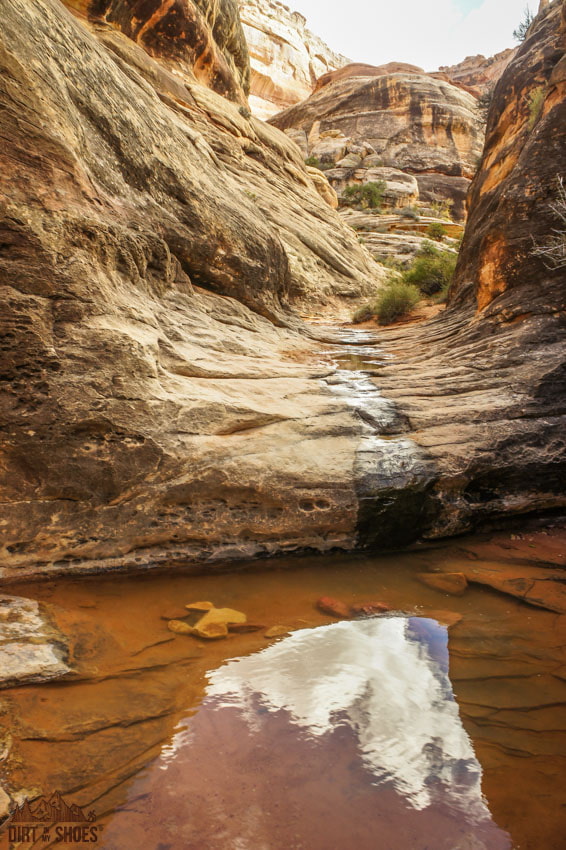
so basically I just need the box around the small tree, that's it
[513,6,534,42]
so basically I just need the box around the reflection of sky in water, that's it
[204,617,490,819]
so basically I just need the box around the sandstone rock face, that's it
[66,0,251,103]
[369,0,566,538]
[270,68,485,218]
[313,62,425,92]
[437,48,518,97]
[238,0,348,119]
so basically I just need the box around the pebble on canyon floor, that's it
[264,626,291,638]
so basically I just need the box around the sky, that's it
[289,0,535,70]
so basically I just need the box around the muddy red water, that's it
[1,523,565,850]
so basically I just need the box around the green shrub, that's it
[342,181,386,210]
[418,240,439,256]
[378,256,404,271]
[399,206,420,220]
[238,105,251,119]
[527,86,545,130]
[403,243,457,295]
[373,281,420,325]
[305,155,321,168]
[352,304,374,324]
[426,222,448,241]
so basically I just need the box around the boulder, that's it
[0,596,71,688]
[306,167,339,209]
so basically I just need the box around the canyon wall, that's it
[238,0,349,119]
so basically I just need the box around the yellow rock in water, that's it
[167,619,194,635]
[185,601,214,611]
[196,607,247,629]
[193,621,229,640]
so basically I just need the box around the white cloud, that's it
[288,0,533,70]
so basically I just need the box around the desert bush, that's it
[426,222,448,241]
[305,155,321,168]
[342,181,386,210]
[403,242,457,295]
[378,256,404,271]
[431,281,451,304]
[399,206,420,220]
[430,199,453,221]
[373,281,420,325]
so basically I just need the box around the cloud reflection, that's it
[207,617,490,819]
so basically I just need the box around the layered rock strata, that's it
[238,0,348,119]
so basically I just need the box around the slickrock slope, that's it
[0,0,387,580]
[238,0,348,119]
[270,67,484,218]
